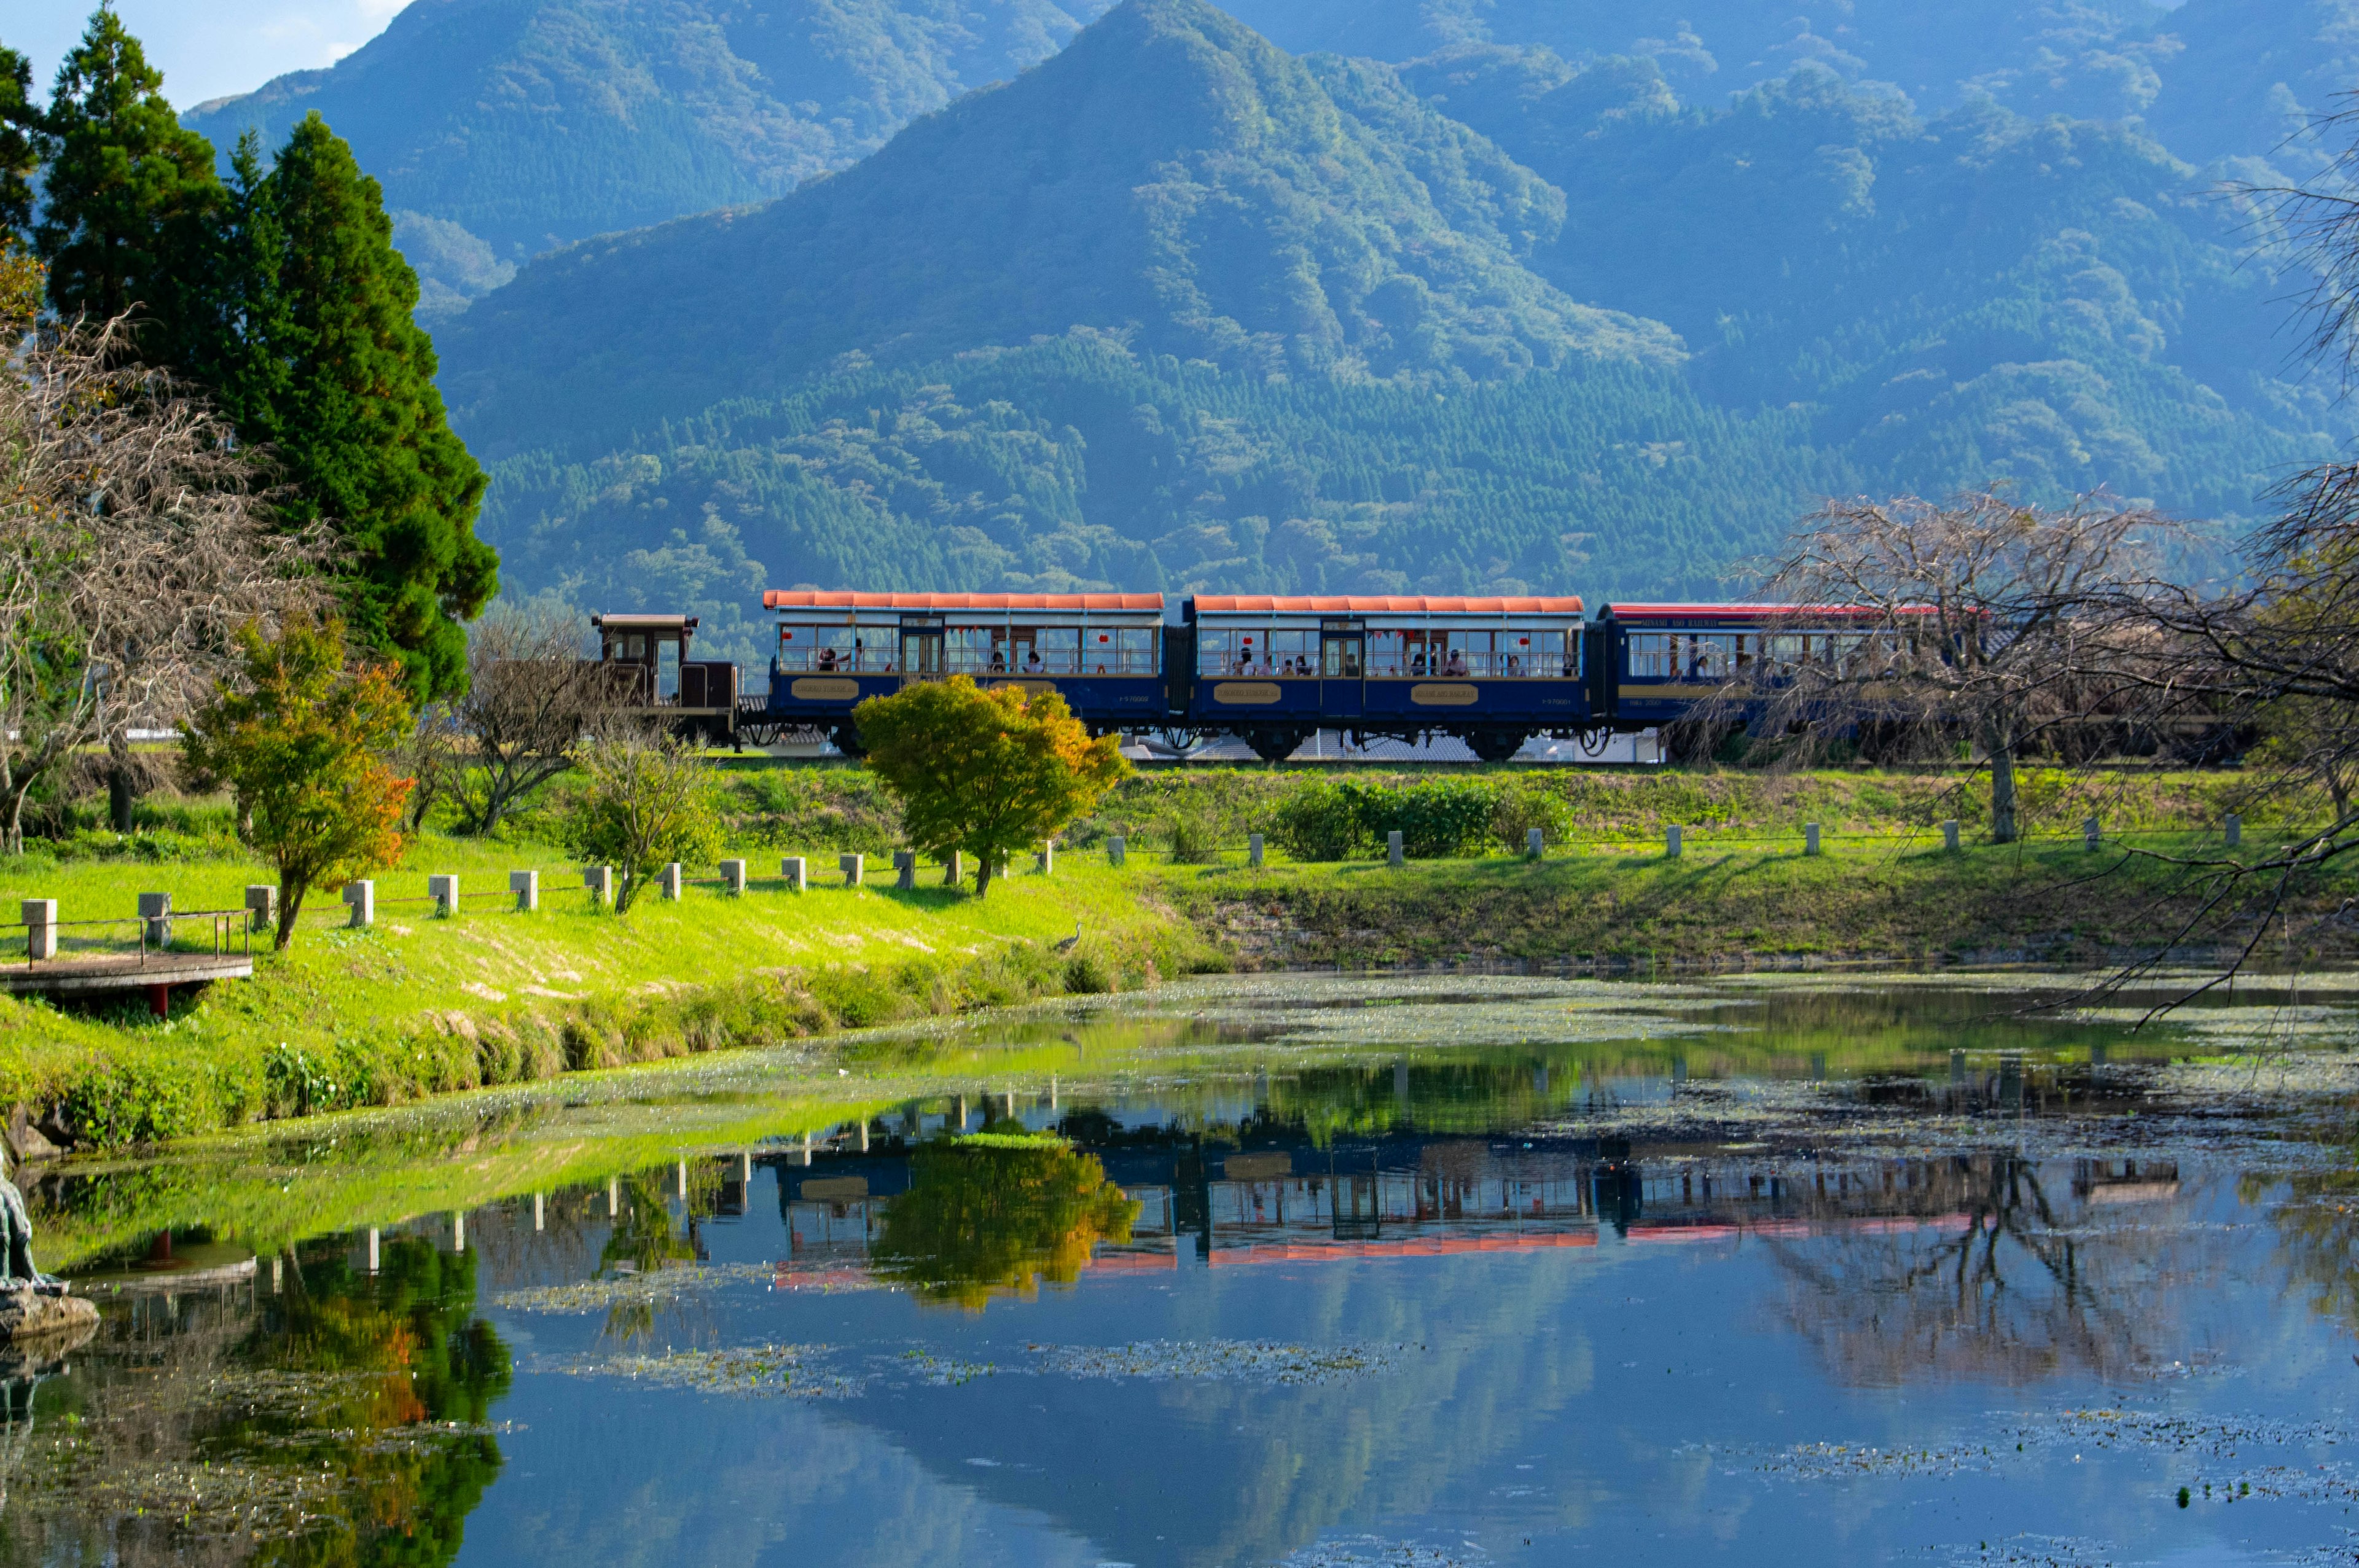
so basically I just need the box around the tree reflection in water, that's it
[0,1230,509,1566]
[597,1172,703,1343]
[873,1139,1140,1310]
[1763,1154,2216,1385]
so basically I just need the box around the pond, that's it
[6,971,2359,1566]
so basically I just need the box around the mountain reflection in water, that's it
[0,974,2351,1567]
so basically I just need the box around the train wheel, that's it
[1245,727,1307,764]
[1465,727,1528,764]
[830,722,867,760]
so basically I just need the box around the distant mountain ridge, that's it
[184,0,1115,318]
[436,0,1682,458]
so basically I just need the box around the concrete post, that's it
[994,852,1010,880]
[944,851,964,886]
[452,1211,466,1253]
[366,1227,379,1275]
[894,850,915,891]
[428,874,460,917]
[1108,835,1126,867]
[1388,830,1404,868]
[533,1192,544,1232]
[1942,819,1960,852]
[2224,813,2242,847]
[2083,817,2102,851]
[1248,833,1264,868]
[1525,827,1543,860]
[245,884,276,932]
[582,866,613,907]
[720,859,747,895]
[660,863,683,900]
[1665,825,1683,859]
[780,856,807,892]
[854,1121,869,1153]
[839,853,864,887]
[340,881,374,929]
[138,891,171,946]
[20,900,55,962]
[1036,842,1054,875]
[509,870,539,911]
[1803,824,1821,857]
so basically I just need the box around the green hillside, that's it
[442,0,2337,648]
[436,0,1680,459]
[183,0,1114,319]
[482,333,1849,665]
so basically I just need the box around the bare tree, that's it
[1729,491,2178,843]
[0,317,326,854]
[450,606,611,836]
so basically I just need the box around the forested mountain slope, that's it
[436,0,1679,459]
[449,0,2340,665]
[182,0,1114,318]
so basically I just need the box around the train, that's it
[590,593,1899,762]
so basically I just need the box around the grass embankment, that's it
[1131,766,2358,967]
[0,830,1216,1146]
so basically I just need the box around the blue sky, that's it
[1,0,404,109]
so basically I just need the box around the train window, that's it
[945,628,992,673]
[1366,629,1403,676]
[1442,631,1488,677]
[1036,626,1081,673]
[1267,628,1314,676]
[1628,633,1671,678]
[1683,635,1735,679]
[1116,627,1156,674]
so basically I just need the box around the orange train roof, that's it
[764,590,1165,612]
[1192,594,1583,615]
[1602,602,1939,619]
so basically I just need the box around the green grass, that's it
[0,828,1217,1145]
[1163,829,2359,968]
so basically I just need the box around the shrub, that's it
[1355,778,1500,858]
[1267,779,1364,860]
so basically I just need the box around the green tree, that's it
[557,726,722,913]
[211,112,497,704]
[854,675,1130,898]
[0,45,36,242]
[30,5,221,364]
[181,612,415,949]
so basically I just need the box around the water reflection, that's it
[1,974,2353,1566]
[2,1230,507,1565]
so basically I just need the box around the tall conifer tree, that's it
[221,114,496,701]
[31,6,219,364]
[0,47,36,241]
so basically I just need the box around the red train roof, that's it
[1602,602,1938,620]
[764,590,1165,612]
[1193,594,1584,614]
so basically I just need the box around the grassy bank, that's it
[0,830,1218,1146]
[1170,829,2359,967]
[0,762,2336,1149]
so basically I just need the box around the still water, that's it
[9,973,2359,1566]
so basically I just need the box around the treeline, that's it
[0,10,492,703]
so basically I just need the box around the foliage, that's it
[450,606,610,837]
[205,113,497,704]
[0,45,33,241]
[1266,776,1501,859]
[872,1142,1139,1309]
[555,727,722,912]
[28,7,222,369]
[855,676,1130,897]
[0,316,323,854]
[180,613,415,948]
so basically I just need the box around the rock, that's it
[0,1289,93,1344]
[3,1108,57,1164]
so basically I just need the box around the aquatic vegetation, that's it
[1027,1338,1399,1386]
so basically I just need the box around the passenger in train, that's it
[1025,648,1044,674]
[818,646,837,671]
[1444,647,1469,677]
[989,647,1006,673]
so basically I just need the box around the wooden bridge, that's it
[4,903,254,1016]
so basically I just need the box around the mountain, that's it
[184,0,1115,319]
[435,0,1681,459]
[448,0,2342,662]
[1222,0,2183,125]
[1403,52,2331,516]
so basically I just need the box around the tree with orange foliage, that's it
[854,675,1129,897]
[182,612,414,948]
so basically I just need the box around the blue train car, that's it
[756,590,1168,752]
[1593,602,1916,735]
[1183,595,1595,762]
